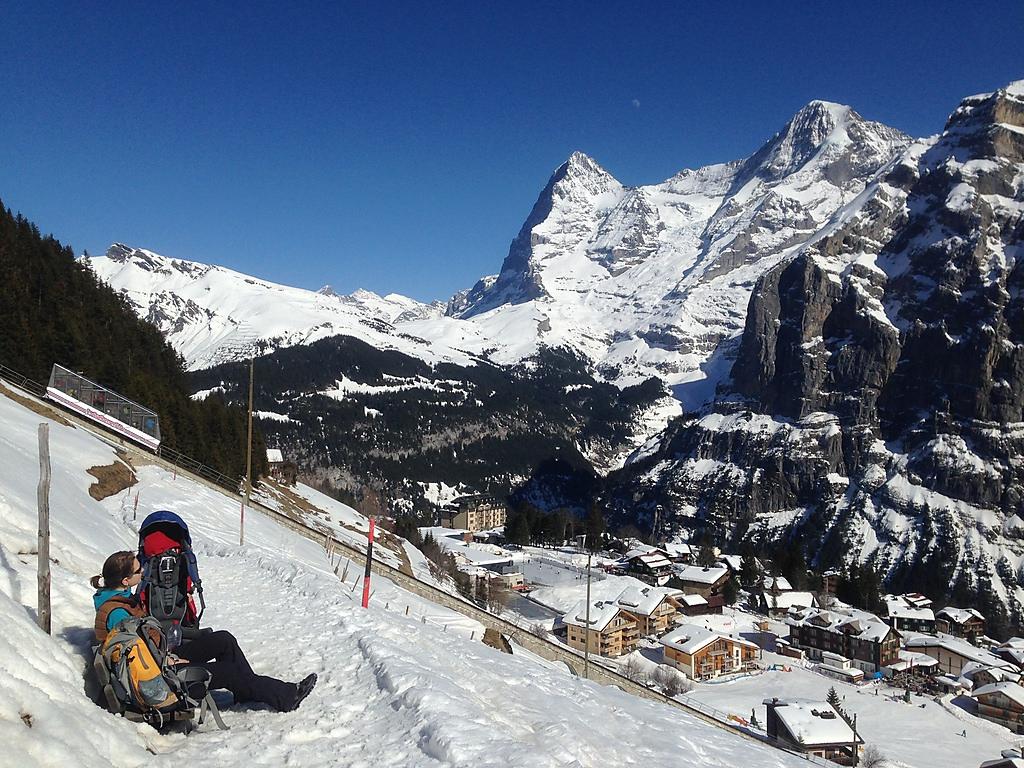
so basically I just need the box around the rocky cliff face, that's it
[608,82,1024,627]
[449,103,910,394]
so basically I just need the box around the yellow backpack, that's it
[94,616,228,732]
[100,616,177,710]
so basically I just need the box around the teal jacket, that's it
[93,587,136,632]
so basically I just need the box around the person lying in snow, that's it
[92,550,317,712]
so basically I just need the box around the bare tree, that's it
[486,582,510,614]
[530,621,551,639]
[622,656,647,683]
[651,665,691,697]
[861,745,886,768]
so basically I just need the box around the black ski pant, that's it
[177,629,296,711]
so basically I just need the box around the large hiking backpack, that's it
[93,616,227,732]
[138,511,206,637]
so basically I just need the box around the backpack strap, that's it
[168,665,229,731]
[199,693,229,731]
[94,595,145,643]
[101,627,139,707]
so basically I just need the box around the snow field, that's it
[0,386,807,767]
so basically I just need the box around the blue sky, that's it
[2,2,1021,303]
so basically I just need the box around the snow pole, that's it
[37,424,51,635]
[361,517,375,608]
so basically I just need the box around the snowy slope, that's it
[85,244,472,371]
[84,100,908,410]
[0,382,805,768]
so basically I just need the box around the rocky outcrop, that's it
[608,81,1024,627]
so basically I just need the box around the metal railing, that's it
[0,363,47,397]
[156,443,244,496]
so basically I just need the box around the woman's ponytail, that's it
[92,551,137,590]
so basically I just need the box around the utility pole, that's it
[241,354,254,546]
[583,535,592,680]
[852,712,859,767]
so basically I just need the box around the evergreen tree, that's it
[697,543,717,567]
[722,576,739,605]
[0,200,263,479]
[826,686,841,709]
[505,510,530,546]
[739,551,760,587]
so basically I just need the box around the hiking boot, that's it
[288,673,317,711]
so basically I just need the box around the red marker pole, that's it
[361,517,375,608]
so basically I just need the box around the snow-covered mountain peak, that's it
[540,151,624,216]
[91,102,910,405]
[103,243,173,274]
[557,150,622,198]
[742,100,909,186]
[83,245,470,370]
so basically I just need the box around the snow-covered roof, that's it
[615,585,683,617]
[935,673,968,691]
[886,592,933,609]
[961,661,1020,683]
[936,606,985,625]
[429,534,513,567]
[905,633,1005,667]
[660,542,693,559]
[266,448,284,463]
[888,650,939,671]
[660,624,756,655]
[562,600,631,633]
[763,575,793,592]
[980,758,1024,768]
[681,594,709,607]
[787,606,893,643]
[767,700,858,747]
[888,602,937,626]
[763,591,816,611]
[974,681,1024,709]
[673,564,729,585]
[624,550,673,570]
[718,554,742,572]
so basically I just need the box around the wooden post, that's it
[37,424,51,635]
[361,517,375,608]
[241,355,254,546]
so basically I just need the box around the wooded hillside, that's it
[0,199,264,479]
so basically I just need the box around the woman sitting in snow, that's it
[92,550,317,712]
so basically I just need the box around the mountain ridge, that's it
[85,98,910,410]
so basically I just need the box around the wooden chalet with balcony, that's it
[660,624,758,680]
[562,600,640,658]
[975,682,1024,734]
[614,586,684,637]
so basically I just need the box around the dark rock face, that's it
[607,82,1024,626]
